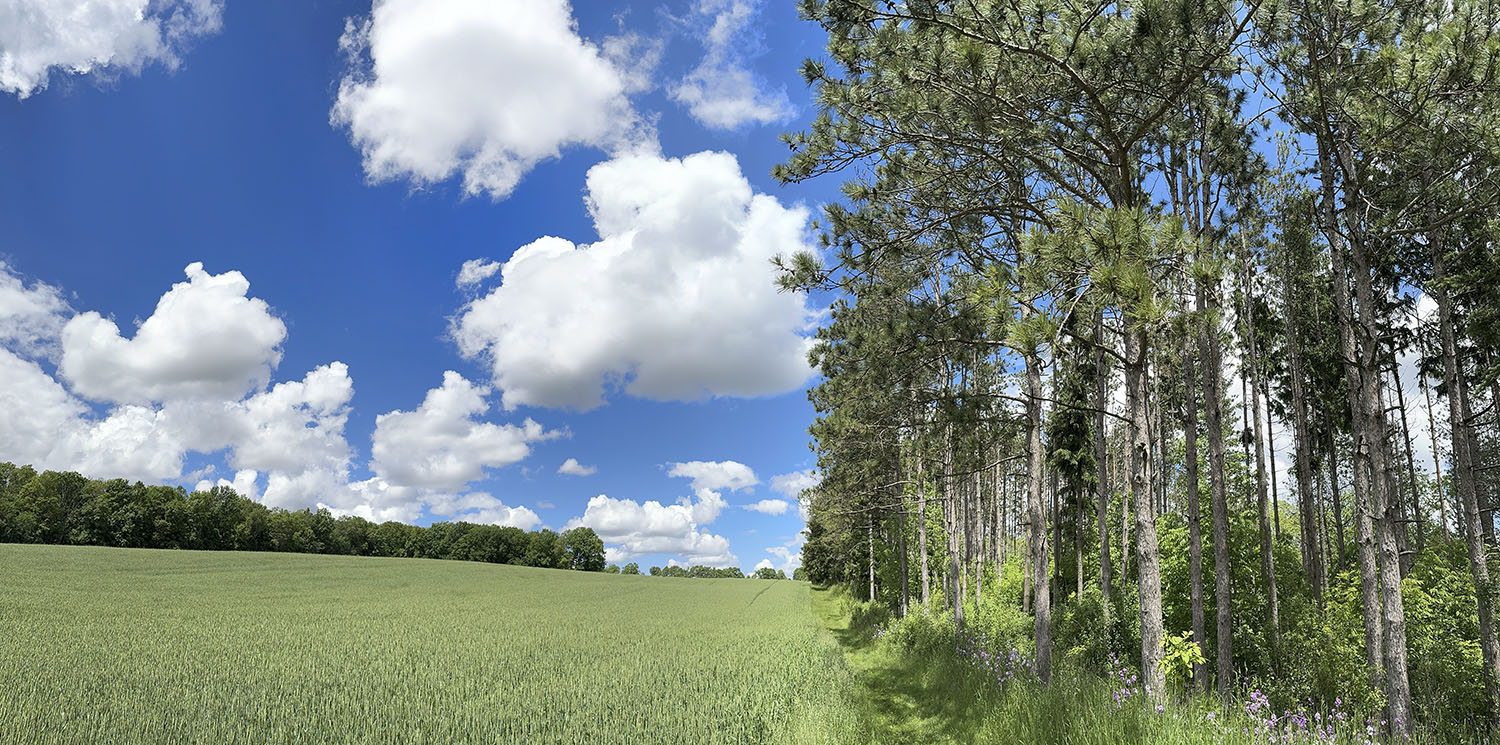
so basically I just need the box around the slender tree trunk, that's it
[1121,444,1131,582]
[1243,255,1281,653]
[994,447,1004,589]
[1348,213,1412,737]
[1392,360,1424,564]
[1319,460,1333,592]
[1434,250,1500,718]
[1095,311,1113,630]
[1184,329,1207,689]
[1265,385,1280,538]
[1125,322,1165,699]
[946,425,963,629]
[1197,273,1233,694]
[1283,252,1325,605]
[1316,130,1385,696]
[918,454,930,610]
[1052,469,1062,598]
[974,469,984,609]
[1075,482,1084,601]
[1026,341,1052,684]
[898,490,910,617]
[1419,349,1449,537]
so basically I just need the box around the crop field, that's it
[0,544,860,745]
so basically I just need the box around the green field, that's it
[0,544,860,745]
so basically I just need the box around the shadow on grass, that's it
[811,587,996,745]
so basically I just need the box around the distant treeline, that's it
[0,462,803,579]
[0,462,607,571]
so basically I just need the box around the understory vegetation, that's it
[818,583,1487,744]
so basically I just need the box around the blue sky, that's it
[0,0,843,572]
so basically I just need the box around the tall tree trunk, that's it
[1052,469,1062,598]
[974,469,984,609]
[1419,347,1449,537]
[1391,360,1424,564]
[1327,425,1347,573]
[1316,128,1385,696]
[1095,311,1113,630]
[1347,209,1412,737]
[1197,273,1233,695]
[1025,341,1052,684]
[1184,328,1207,690]
[1270,417,1282,542]
[1243,253,1281,653]
[918,453,930,610]
[1124,322,1165,699]
[1075,482,1084,601]
[1283,249,1324,605]
[946,425,964,629]
[898,490,910,617]
[1434,249,1500,717]
[1121,448,1131,583]
[994,447,1004,590]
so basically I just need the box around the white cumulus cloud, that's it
[558,457,596,476]
[0,261,554,527]
[566,493,736,567]
[667,459,757,493]
[0,260,70,360]
[452,149,817,410]
[456,258,501,288]
[426,491,541,530]
[60,262,286,404]
[0,0,222,99]
[744,498,788,515]
[331,0,644,199]
[670,0,793,129]
[369,371,560,493]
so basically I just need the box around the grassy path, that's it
[809,586,997,744]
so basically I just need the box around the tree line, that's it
[778,0,1500,736]
[0,462,609,571]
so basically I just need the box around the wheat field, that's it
[0,544,860,745]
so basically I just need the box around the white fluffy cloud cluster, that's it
[0,260,69,359]
[331,0,646,199]
[743,499,788,515]
[567,494,736,567]
[60,262,286,403]
[0,265,350,491]
[452,149,817,410]
[369,371,558,492]
[563,459,759,567]
[557,457,596,476]
[0,262,544,529]
[667,459,756,495]
[670,0,793,129]
[0,0,222,98]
